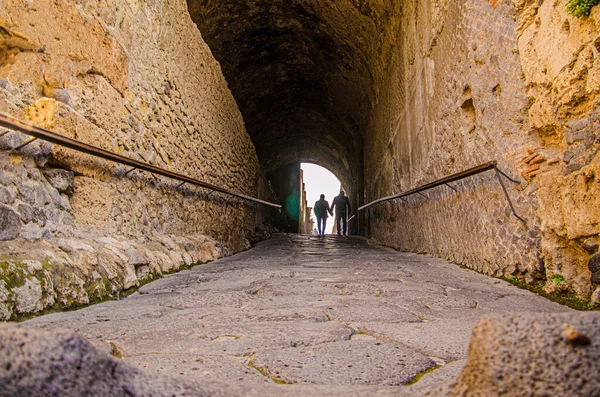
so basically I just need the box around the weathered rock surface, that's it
[589,253,600,284]
[357,0,600,302]
[0,204,21,240]
[0,0,278,318]
[0,323,239,397]
[187,0,600,302]
[0,233,222,320]
[428,312,600,397]
[251,339,436,386]
[41,168,75,195]
[19,235,578,395]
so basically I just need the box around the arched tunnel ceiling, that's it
[186,0,400,187]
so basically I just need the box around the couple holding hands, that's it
[313,191,351,236]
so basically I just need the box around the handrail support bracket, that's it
[494,167,526,223]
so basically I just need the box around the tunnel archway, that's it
[301,162,344,235]
[186,0,402,233]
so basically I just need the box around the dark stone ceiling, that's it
[187,0,400,190]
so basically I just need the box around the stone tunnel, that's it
[186,0,372,230]
[1,0,600,393]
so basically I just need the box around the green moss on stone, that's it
[406,365,442,386]
[11,259,209,322]
[0,260,28,290]
[247,360,291,385]
[551,274,565,285]
[566,0,600,18]
[502,276,597,311]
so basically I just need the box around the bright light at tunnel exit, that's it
[301,163,342,234]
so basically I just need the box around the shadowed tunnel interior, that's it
[186,0,402,231]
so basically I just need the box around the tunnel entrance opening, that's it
[185,0,382,236]
[301,163,342,235]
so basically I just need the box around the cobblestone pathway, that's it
[24,234,569,395]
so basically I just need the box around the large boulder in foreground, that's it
[0,324,227,397]
[428,312,600,396]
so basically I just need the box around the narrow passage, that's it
[25,234,569,395]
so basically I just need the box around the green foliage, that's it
[506,275,520,284]
[551,274,565,284]
[499,276,598,311]
[566,0,600,18]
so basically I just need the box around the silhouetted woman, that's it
[313,194,332,236]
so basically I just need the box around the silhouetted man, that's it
[313,194,332,236]
[331,190,351,236]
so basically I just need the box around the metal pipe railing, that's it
[359,161,524,222]
[0,113,282,208]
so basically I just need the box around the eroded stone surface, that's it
[0,0,278,317]
[251,339,436,386]
[0,233,222,320]
[186,0,600,301]
[0,323,247,397]
[21,234,571,394]
[359,0,600,301]
[0,204,21,240]
[428,312,600,397]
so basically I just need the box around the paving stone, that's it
[0,324,251,397]
[411,359,466,390]
[252,339,436,385]
[326,300,423,324]
[19,234,575,395]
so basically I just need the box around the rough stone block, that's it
[0,204,22,240]
[0,324,222,397]
[0,185,15,205]
[42,168,75,195]
[583,239,599,254]
[21,223,43,241]
[592,287,600,307]
[0,169,15,185]
[13,278,43,314]
[434,313,600,397]
[126,248,149,267]
[566,118,589,132]
[17,182,51,207]
[589,254,600,284]
[16,203,34,223]
[566,128,592,145]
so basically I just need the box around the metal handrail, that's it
[0,113,282,208]
[359,161,524,222]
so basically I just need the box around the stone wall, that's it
[0,0,277,319]
[365,0,600,303]
[299,169,314,234]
